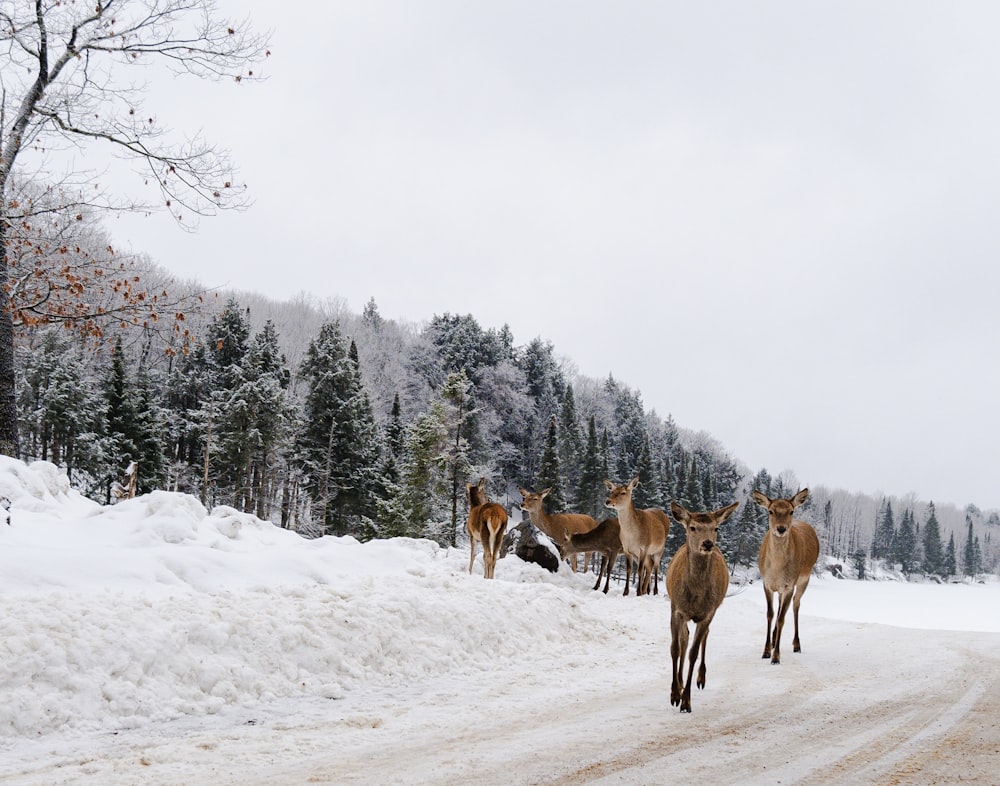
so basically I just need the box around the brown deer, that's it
[603,478,668,595]
[466,478,508,579]
[559,518,623,593]
[666,499,739,712]
[517,487,598,571]
[753,488,820,664]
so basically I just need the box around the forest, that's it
[1,0,994,584]
[8,207,997,581]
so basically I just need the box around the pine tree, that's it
[576,414,603,520]
[215,321,294,518]
[634,434,662,508]
[962,516,978,577]
[922,502,944,576]
[440,371,474,547]
[295,322,380,536]
[943,532,957,578]
[399,405,450,541]
[18,329,108,489]
[872,500,896,560]
[536,415,565,512]
[892,508,917,574]
[682,456,704,511]
[557,383,584,504]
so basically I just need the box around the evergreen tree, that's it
[215,321,294,518]
[634,434,662,508]
[295,322,380,536]
[962,516,978,577]
[892,508,917,574]
[682,456,704,511]
[922,502,944,576]
[872,500,896,560]
[943,532,957,578]
[439,371,474,546]
[536,415,565,512]
[729,497,765,571]
[398,405,450,542]
[851,548,867,580]
[576,414,603,520]
[18,330,108,489]
[557,383,584,504]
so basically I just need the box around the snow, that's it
[0,457,998,785]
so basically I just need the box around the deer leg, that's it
[623,556,632,596]
[670,613,688,708]
[468,538,478,575]
[792,574,811,652]
[762,585,775,660]
[603,551,617,594]
[682,620,710,712]
[771,591,794,665]
[696,623,712,690]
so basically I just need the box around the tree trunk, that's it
[0,218,20,458]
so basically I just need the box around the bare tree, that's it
[0,0,270,457]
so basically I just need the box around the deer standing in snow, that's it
[666,499,739,712]
[559,518,623,594]
[518,487,597,572]
[466,478,508,579]
[753,488,820,664]
[603,478,668,596]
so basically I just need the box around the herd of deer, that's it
[465,477,820,712]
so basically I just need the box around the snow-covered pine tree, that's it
[295,322,380,537]
[17,329,108,490]
[922,502,944,576]
[962,516,978,577]
[557,383,584,506]
[872,500,896,561]
[536,415,566,513]
[439,371,474,547]
[943,532,957,578]
[576,414,603,520]
[891,506,917,574]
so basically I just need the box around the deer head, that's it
[669,500,739,554]
[753,489,810,538]
[518,487,551,515]
[467,477,490,509]
[603,477,639,512]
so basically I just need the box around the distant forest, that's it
[11,213,997,580]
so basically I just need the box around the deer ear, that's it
[604,479,615,490]
[791,488,809,508]
[716,501,740,524]
[752,490,770,508]
[518,487,530,497]
[478,477,488,490]
[628,477,640,490]
[669,500,689,524]
[540,488,552,498]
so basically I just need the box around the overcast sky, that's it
[108,1,1000,511]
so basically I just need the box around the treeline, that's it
[12,248,999,578]
[15,296,748,547]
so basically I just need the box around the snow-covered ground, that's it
[0,457,997,785]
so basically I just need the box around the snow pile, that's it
[0,459,620,739]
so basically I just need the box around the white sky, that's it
[105,2,1000,510]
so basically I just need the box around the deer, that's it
[466,478,508,579]
[559,518,623,593]
[517,487,598,572]
[666,499,739,713]
[753,488,820,664]
[603,478,668,596]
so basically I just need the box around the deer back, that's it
[563,518,621,556]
